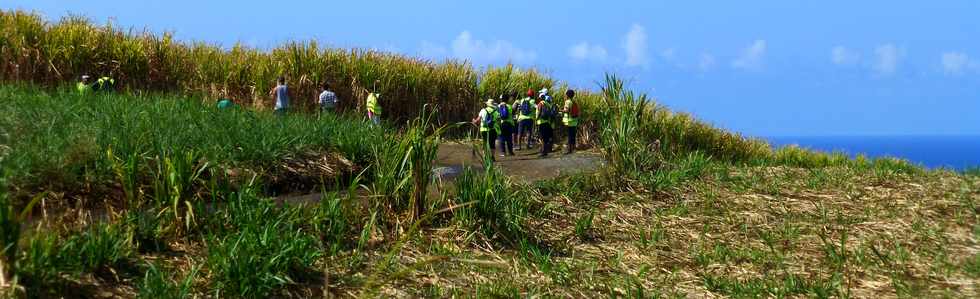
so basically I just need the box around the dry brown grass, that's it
[324,165,978,298]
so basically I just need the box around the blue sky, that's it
[5,1,980,136]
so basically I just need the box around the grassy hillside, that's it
[2,9,784,163]
[0,81,975,298]
[0,9,976,299]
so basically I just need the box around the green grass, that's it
[452,165,533,247]
[60,222,136,274]
[574,209,596,241]
[138,263,198,299]
[310,194,352,256]
[370,105,449,222]
[702,273,839,298]
[15,234,62,294]
[0,84,385,203]
[14,221,136,296]
[204,187,323,297]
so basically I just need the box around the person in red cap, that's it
[513,89,538,150]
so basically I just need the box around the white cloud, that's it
[940,51,978,75]
[444,31,536,65]
[831,46,860,66]
[622,24,649,67]
[698,53,716,71]
[731,40,767,70]
[872,44,903,75]
[941,52,969,75]
[419,41,448,59]
[568,42,608,62]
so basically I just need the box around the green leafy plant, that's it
[452,165,530,246]
[371,105,454,222]
[0,182,43,288]
[574,209,596,241]
[59,222,135,273]
[152,150,209,236]
[16,234,62,294]
[138,263,198,299]
[205,191,321,298]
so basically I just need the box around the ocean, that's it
[765,135,980,171]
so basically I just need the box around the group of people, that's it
[263,76,382,124]
[265,79,583,160]
[473,88,580,159]
[75,74,116,94]
[76,74,581,157]
[212,76,357,121]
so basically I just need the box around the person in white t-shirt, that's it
[268,76,289,115]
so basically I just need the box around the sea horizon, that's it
[764,135,980,170]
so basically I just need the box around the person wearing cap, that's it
[77,75,92,94]
[497,93,516,156]
[513,89,537,150]
[561,89,580,154]
[535,90,557,157]
[472,98,499,159]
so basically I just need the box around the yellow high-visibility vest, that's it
[366,93,381,115]
[563,99,579,127]
[479,107,497,132]
[517,98,535,121]
[77,82,91,94]
[536,101,555,126]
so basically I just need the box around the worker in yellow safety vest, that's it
[513,89,537,150]
[561,89,581,154]
[472,98,499,160]
[536,89,557,157]
[497,94,516,156]
[77,75,92,94]
[92,76,115,92]
[366,91,381,125]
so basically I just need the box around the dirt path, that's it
[277,142,604,204]
[433,142,604,182]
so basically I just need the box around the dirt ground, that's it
[433,142,604,182]
[278,142,604,205]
